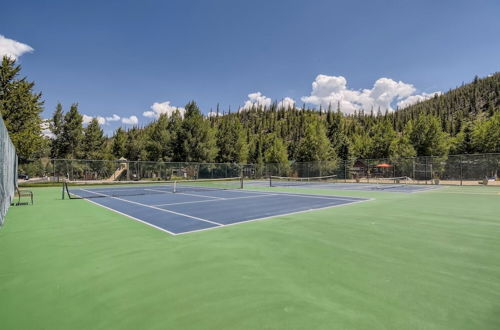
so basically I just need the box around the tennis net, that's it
[368,176,414,190]
[269,175,337,187]
[371,176,413,185]
[63,177,243,199]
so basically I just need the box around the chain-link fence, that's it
[263,154,500,186]
[1,115,17,225]
[18,153,500,187]
[18,159,243,183]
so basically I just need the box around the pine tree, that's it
[82,118,106,160]
[125,127,147,161]
[369,120,396,158]
[216,115,248,163]
[0,57,44,159]
[264,134,289,175]
[60,104,84,159]
[451,121,475,154]
[111,127,127,158]
[406,115,450,157]
[296,119,334,161]
[177,101,217,162]
[168,109,184,161]
[472,112,500,153]
[350,133,373,159]
[50,103,65,158]
[389,135,416,159]
[146,114,171,161]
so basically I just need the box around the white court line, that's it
[197,185,365,201]
[175,198,374,236]
[144,188,225,200]
[79,188,223,227]
[241,189,367,202]
[153,193,277,207]
[426,190,500,196]
[79,196,177,235]
[145,188,223,200]
[144,188,172,193]
[74,186,372,236]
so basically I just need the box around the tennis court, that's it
[64,180,370,235]
[245,175,441,193]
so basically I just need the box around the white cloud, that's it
[278,97,296,109]
[0,35,34,60]
[82,114,93,125]
[396,92,442,109]
[82,114,107,125]
[40,121,55,139]
[207,111,221,117]
[96,116,106,125]
[240,92,272,111]
[105,114,121,122]
[122,115,138,125]
[301,74,438,114]
[143,101,186,119]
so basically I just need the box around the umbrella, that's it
[375,163,393,168]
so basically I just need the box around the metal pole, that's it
[412,158,415,183]
[344,160,347,183]
[460,155,463,186]
[425,157,428,185]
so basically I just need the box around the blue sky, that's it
[1,0,499,134]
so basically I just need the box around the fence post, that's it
[344,160,347,183]
[425,157,428,185]
[460,155,463,186]
[412,158,415,182]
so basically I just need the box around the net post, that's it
[269,176,272,187]
[62,181,65,200]
[240,176,244,189]
[173,181,177,193]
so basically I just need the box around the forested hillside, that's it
[1,57,499,168]
[392,73,500,133]
[88,72,498,165]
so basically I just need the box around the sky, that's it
[1,0,499,135]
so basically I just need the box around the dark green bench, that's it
[14,187,33,205]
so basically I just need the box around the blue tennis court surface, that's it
[69,186,369,235]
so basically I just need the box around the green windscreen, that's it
[0,114,17,226]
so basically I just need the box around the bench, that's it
[14,187,33,205]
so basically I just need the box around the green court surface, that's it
[1,185,499,329]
